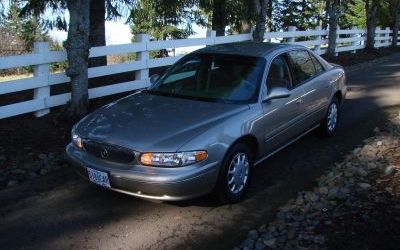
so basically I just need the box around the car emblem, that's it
[101,148,109,159]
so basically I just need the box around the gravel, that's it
[235,110,400,249]
[0,152,68,190]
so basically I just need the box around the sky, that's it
[49,20,207,45]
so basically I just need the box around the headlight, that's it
[72,132,84,149]
[139,151,207,167]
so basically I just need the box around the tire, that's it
[320,97,339,137]
[214,143,252,204]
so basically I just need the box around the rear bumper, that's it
[66,143,219,201]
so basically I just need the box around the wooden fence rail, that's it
[0,26,396,119]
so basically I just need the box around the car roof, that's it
[195,41,304,58]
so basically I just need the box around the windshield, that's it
[149,53,266,103]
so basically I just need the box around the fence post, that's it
[351,26,358,54]
[375,27,381,49]
[385,27,391,47]
[314,26,322,55]
[206,30,216,45]
[335,25,340,56]
[287,26,297,44]
[33,42,50,117]
[135,34,150,86]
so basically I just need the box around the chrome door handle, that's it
[295,98,303,105]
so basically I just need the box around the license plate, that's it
[87,167,111,188]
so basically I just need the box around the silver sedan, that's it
[66,42,347,203]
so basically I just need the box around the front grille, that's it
[83,140,135,164]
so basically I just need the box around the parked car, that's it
[66,42,347,203]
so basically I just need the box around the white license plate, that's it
[87,167,111,188]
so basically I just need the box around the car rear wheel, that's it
[320,97,339,137]
[214,143,252,204]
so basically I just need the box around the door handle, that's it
[295,98,303,105]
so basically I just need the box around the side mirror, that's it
[149,74,160,85]
[263,87,291,102]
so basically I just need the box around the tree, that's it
[253,0,269,42]
[340,0,366,28]
[212,0,227,36]
[130,0,201,57]
[64,0,90,117]
[19,0,134,66]
[0,1,5,23]
[365,0,378,50]
[89,0,135,66]
[199,0,228,36]
[276,0,321,31]
[327,0,342,57]
[388,0,400,47]
[3,2,49,51]
[89,0,106,67]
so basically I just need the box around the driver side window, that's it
[266,55,292,93]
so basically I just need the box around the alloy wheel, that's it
[327,102,338,132]
[227,152,249,194]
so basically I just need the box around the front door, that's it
[259,54,307,155]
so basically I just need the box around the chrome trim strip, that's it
[254,124,320,166]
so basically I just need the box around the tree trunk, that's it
[212,0,226,36]
[389,0,400,47]
[327,0,340,57]
[65,0,90,117]
[323,0,331,30]
[253,0,269,42]
[267,0,273,32]
[366,0,378,50]
[89,0,107,67]
[392,23,399,47]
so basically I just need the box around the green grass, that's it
[0,73,33,82]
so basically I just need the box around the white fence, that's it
[0,26,398,119]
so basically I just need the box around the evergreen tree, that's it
[130,0,202,57]
[275,0,322,31]
[340,0,366,28]
[3,2,49,51]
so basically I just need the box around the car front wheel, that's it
[215,143,252,203]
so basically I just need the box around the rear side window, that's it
[287,50,317,86]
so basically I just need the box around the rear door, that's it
[287,50,330,127]
[260,53,307,154]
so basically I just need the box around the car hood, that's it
[75,92,248,152]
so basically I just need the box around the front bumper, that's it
[65,143,220,201]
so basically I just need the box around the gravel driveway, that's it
[1,54,400,250]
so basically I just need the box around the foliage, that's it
[49,40,67,72]
[340,0,392,29]
[275,0,324,31]
[130,0,203,57]
[3,2,50,51]
[18,0,136,31]
[198,0,256,34]
[131,0,201,40]
[340,0,366,28]
[19,0,68,30]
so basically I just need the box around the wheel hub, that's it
[327,103,338,132]
[227,153,249,194]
